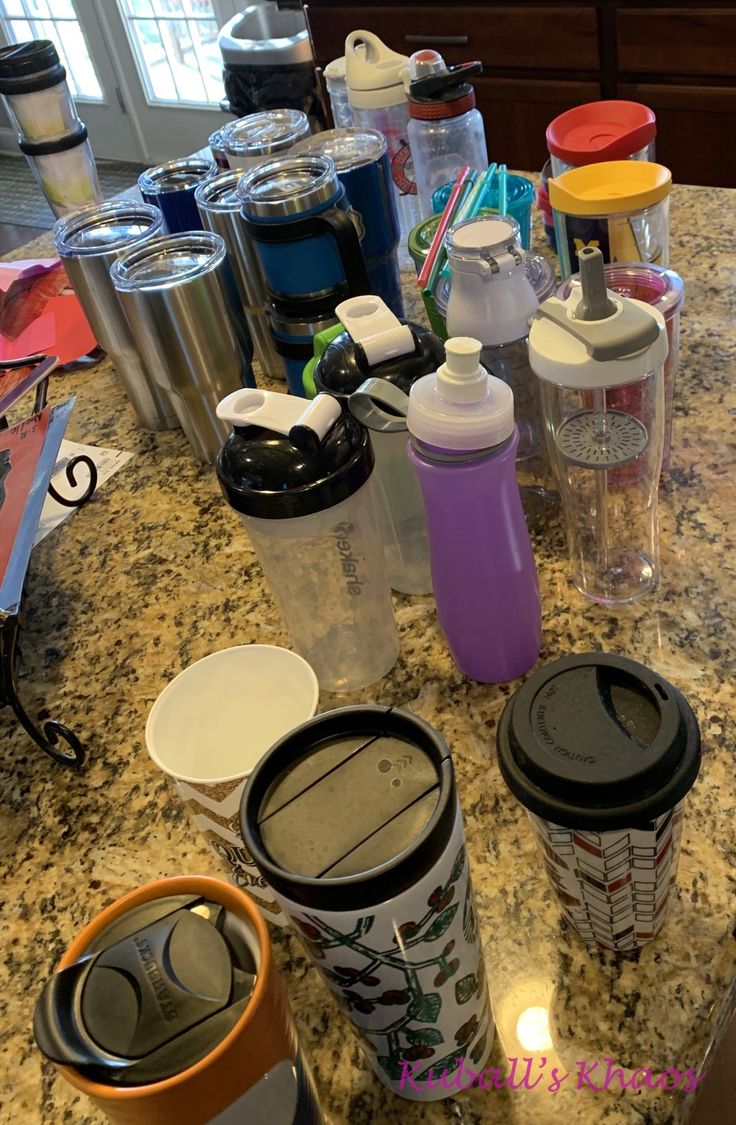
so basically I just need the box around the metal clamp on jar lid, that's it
[54,199,163,255]
[293,126,386,170]
[110,230,227,291]
[446,215,523,273]
[138,156,216,197]
[238,153,341,219]
[222,109,310,161]
[34,892,258,1086]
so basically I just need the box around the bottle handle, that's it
[348,378,409,433]
[313,206,371,297]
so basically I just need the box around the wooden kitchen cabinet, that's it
[305,0,736,187]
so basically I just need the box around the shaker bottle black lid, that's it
[242,705,457,911]
[33,894,257,1086]
[0,40,65,93]
[19,122,87,157]
[497,653,701,829]
[314,320,445,398]
[216,388,374,519]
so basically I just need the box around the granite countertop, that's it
[1,181,735,1125]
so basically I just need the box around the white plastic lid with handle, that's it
[407,337,515,452]
[345,30,409,110]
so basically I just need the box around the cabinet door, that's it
[304,5,599,70]
[473,78,601,172]
[617,8,736,77]
[618,83,736,187]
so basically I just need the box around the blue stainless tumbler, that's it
[269,307,339,396]
[237,154,370,314]
[139,156,216,234]
[294,129,404,318]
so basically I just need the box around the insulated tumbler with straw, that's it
[497,653,701,952]
[33,876,324,1124]
[242,704,493,1101]
[139,157,216,234]
[195,171,286,381]
[111,231,255,464]
[54,200,180,432]
[215,389,399,692]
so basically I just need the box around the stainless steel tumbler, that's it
[195,171,285,381]
[54,201,181,431]
[111,231,255,463]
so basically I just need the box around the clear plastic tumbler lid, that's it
[238,154,340,219]
[110,230,226,292]
[138,156,216,196]
[222,109,310,159]
[54,200,163,256]
[194,170,242,212]
[293,127,386,171]
[33,892,258,1086]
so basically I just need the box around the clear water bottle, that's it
[405,50,488,218]
[407,338,542,682]
[345,30,421,263]
[216,389,399,692]
[324,57,353,128]
[529,247,668,604]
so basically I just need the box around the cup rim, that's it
[145,644,319,785]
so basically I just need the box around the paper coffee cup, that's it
[146,645,319,927]
[497,653,700,952]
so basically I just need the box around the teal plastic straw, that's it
[498,163,507,217]
[439,163,496,279]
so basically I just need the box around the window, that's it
[0,0,102,100]
[117,0,225,107]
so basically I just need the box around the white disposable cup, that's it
[146,644,319,926]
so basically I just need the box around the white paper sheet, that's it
[33,438,133,545]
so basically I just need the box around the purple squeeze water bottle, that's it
[407,336,542,682]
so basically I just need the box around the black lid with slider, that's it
[496,652,701,829]
[33,894,258,1087]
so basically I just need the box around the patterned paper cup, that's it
[146,645,319,927]
[497,653,701,953]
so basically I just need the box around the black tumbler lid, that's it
[314,318,445,400]
[497,652,701,829]
[0,40,65,93]
[242,705,457,911]
[34,894,257,1087]
[216,388,373,519]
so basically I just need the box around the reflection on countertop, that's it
[1,180,735,1125]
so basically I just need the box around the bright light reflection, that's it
[516,1005,553,1052]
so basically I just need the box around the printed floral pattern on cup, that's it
[292,838,492,1093]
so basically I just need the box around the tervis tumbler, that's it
[33,876,323,1123]
[242,704,493,1100]
[497,653,701,952]
[215,389,399,692]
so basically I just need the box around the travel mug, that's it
[195,171,286,381]
[139,156,216,234]
[294,128,404,318]
[222,108,311,172]
[238,153,370,314]
[19,124,101,218]
[216,389,399,692]
[242,704,493,1101]
[145,644,319,928]
[0,38,80,141]
[34,876,324,1124]
[497,653,701,952]
[54,200,180,431]
[111,231,255,464]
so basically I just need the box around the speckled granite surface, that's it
[1,182,734,1125]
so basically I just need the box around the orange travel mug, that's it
[34,876,323,1124]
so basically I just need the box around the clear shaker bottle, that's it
[216,389,399,692]
[529,246,668,603]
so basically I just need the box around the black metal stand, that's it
[0,430,98,768]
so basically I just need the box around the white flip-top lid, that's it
[345,31,409,110]
[407,337,514,451]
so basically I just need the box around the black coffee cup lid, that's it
[34,894,257,1086]
[0,40,65,93]
[242,705,456,911]
[497,653,701,829]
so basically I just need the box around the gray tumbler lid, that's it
[293,127,386,171]
[241,705,457,910]
[33,894,257,1086]
[222,109,310,159]
[497,652,701,829]
[238,154,340,219]
[110,230,226,292]
[54,200,164,257]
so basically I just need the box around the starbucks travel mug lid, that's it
[241,705,456,911]
[497,652,701,829]
[33,894,257,1086]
